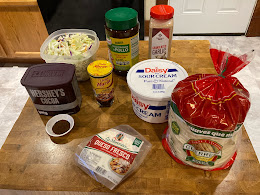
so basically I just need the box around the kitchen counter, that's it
[0,41,259,194]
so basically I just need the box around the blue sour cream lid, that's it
[127,59,188,101]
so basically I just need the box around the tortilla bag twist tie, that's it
[162,45,254,171]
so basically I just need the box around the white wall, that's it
[144,0,156,20]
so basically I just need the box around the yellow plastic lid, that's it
[87,60,113,77]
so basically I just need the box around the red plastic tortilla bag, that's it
[162,45,254,171]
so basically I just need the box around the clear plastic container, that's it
[40,29,100,81]
[75,125,152,190]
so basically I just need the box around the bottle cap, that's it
[150,5,174,20]
[87,60,113,77]
[105,7,138,30]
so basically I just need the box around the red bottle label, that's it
[151,28,170,59]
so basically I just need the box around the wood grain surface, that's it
[246,0,260,37]
[0,41,259,194]
[0,0,48,62]
[0,0,38,6]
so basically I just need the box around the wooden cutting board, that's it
[0,41,259,194]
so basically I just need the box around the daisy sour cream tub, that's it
[127,59,188,123]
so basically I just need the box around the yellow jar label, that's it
[89,72,114,103]
[88,60,114,105]
[106,33,139,71]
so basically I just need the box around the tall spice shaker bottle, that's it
[149,5,174,59]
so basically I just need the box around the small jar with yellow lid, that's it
[87,60,114,107]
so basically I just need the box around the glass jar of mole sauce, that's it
[105,7,139,76]
[21,63,82,116]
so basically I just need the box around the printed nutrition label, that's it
[131,33,139,59]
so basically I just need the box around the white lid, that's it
[127,59,188,101]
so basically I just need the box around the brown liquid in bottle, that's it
[105,24,139,76]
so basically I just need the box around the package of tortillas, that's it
[75,125,152,189]
[162,45,254,171]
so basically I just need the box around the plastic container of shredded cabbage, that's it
[40,29,100,81]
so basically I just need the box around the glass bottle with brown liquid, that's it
[105,7,139,76]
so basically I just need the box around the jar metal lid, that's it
[105,7,138,30]
[150,5,174,20]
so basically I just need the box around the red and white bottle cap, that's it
[150,5,174,20]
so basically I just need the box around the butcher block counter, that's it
[0,41,259,194]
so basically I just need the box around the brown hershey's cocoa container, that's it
[21,63,82,115]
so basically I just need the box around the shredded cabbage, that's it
[44,33,96,81]
[45,33,94,57]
